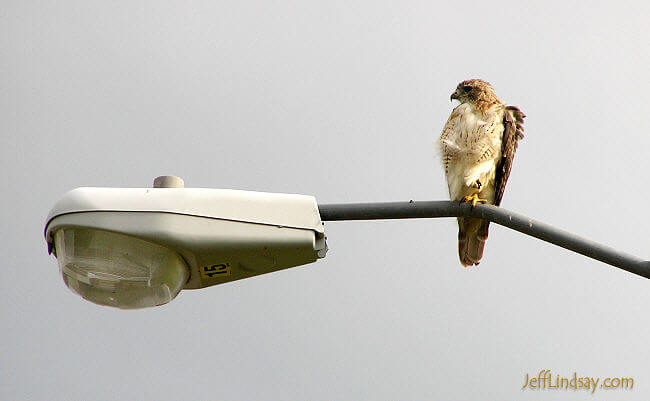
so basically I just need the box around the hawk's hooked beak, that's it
[450,89,459,102]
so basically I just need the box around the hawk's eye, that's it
[462,85,472,92]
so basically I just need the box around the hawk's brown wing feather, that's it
[494,106,525,206]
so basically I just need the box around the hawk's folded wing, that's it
[494,106,525,206]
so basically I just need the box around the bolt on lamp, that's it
[44,176,327,309]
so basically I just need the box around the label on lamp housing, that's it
[200,263,232,280]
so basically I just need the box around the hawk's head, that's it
[450,79,500,108]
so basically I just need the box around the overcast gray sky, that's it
[2,1,649,400]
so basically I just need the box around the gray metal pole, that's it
[318,200,650,280]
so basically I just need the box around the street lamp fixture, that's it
[44,177,327,309]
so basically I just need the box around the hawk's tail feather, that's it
[457,218,490,267]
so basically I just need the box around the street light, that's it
[44,177,327,309]
[45,176,649,309]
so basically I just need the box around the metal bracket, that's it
[318,200,649,279]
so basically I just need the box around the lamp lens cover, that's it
[53,228,188,309]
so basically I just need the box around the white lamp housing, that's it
[44,182,327,309]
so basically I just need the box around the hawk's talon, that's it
[463,193,488,208]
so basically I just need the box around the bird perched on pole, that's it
[439,79,525,266]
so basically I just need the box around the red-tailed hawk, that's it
[439,79,525,266]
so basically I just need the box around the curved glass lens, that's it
[53,228,188,309]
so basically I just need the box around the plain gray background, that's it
[2,1,649,400]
